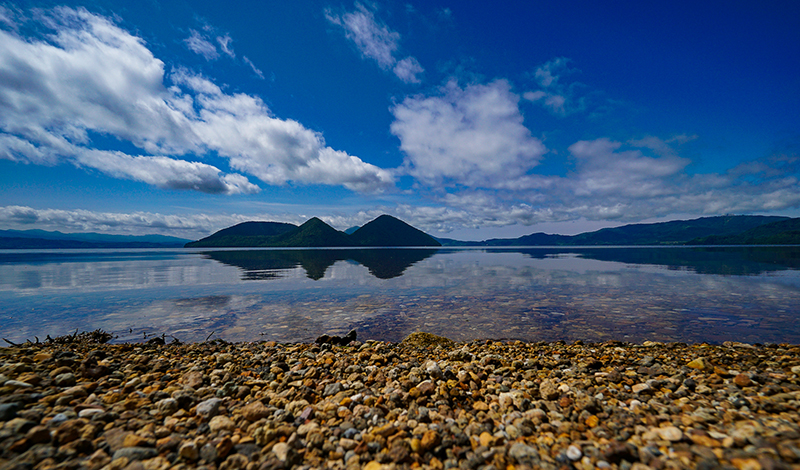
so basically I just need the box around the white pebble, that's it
[566,444,582,460]
[78,408,104,418]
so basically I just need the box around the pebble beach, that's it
[2,332,800,470]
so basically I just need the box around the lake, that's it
[1,246,799,345]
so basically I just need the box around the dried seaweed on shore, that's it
[2,329,115,348]
[46,329,115,345]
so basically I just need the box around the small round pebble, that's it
[567,444,582,460]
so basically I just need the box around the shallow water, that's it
[0,246,798,345]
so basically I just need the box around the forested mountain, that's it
[186,215,441,248]
[437,215,794,246]
[688,218,800,245]
[0,229,190,249]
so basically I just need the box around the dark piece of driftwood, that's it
[315,329,357,346]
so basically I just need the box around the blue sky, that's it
[1,1,798,240]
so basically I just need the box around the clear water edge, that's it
[1,246,798,345]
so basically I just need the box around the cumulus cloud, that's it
[568,138,691,198]
[391,80,546,187]
[431,138,800,231]
[326,3,423,83]
[172,70,394,192]
[0,205,254,238]
[77,150,259,194]
[5,139,799,239]
[0,7,392,193]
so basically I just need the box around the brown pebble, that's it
[420,430,441,451]
[241,400,270,421]
[540,379,560,400]
[733,373,752,387]
[687,357,708,370]
[25,426,52,445]
[122,434,154,448]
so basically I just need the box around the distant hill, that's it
[184,221,297,247]
[438,215,793,247]
[566,215,789,246]
[0,229,191,249]
[186,215,441,248]
[688,218,800,245]
[349,214,441,247]
[269,217,353,247]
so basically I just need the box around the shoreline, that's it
[2,333,800,469]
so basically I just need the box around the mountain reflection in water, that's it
[510,246,800,276]
[201,246,800,282]
[202,248,439,280]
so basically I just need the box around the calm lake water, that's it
[1,246,799,345]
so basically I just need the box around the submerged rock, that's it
[315,329,357,346]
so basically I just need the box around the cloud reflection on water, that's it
[0,247,799,345]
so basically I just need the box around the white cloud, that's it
[0,205,251,238]
[77,150,259,194]
[172,70,394,192]
[628,134,698,158]
[326,3,423,83]
[0,7,392,193]
[186,29,237,61]
[326,3,397,68]
[0,204,463,239]
[523,57,585,116]
[567,138,690,197]
[430,138,800,231]
[216,34,235,58]
[184,29,219,60]
[393,57,423,84]
[185,26,267,81]
[391,80,546,187]
[4,142,799,239]
[0,6,13,28]
[243,56,265,79]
